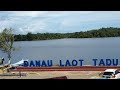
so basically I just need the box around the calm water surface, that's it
[0,37,120,65]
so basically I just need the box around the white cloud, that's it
[0,11,120,34]
[7,11,48,17]
[18,21,47,34]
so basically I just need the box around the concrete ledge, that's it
[11,66,120,71]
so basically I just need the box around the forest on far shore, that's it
[14,27,120,41]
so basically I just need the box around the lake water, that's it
[0,37,120,66]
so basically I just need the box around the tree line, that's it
[14,27,120,41]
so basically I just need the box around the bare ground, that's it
[0,71,101,79]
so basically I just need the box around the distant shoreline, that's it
[14,37,120,42]
[14,27,120,41]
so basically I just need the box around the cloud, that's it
[7,11,48,17]
[18,21,47,34]
[0,11,120,34]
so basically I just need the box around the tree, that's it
[0,28,15,64]
[27,32,33,41]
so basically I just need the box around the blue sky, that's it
[0,11,120,34]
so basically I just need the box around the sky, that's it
[0,11,120,34]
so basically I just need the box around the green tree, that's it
[14,27,120,41]
[0,28,15,64]
[27,32,33,41]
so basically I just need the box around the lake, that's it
[0,37,120,66]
